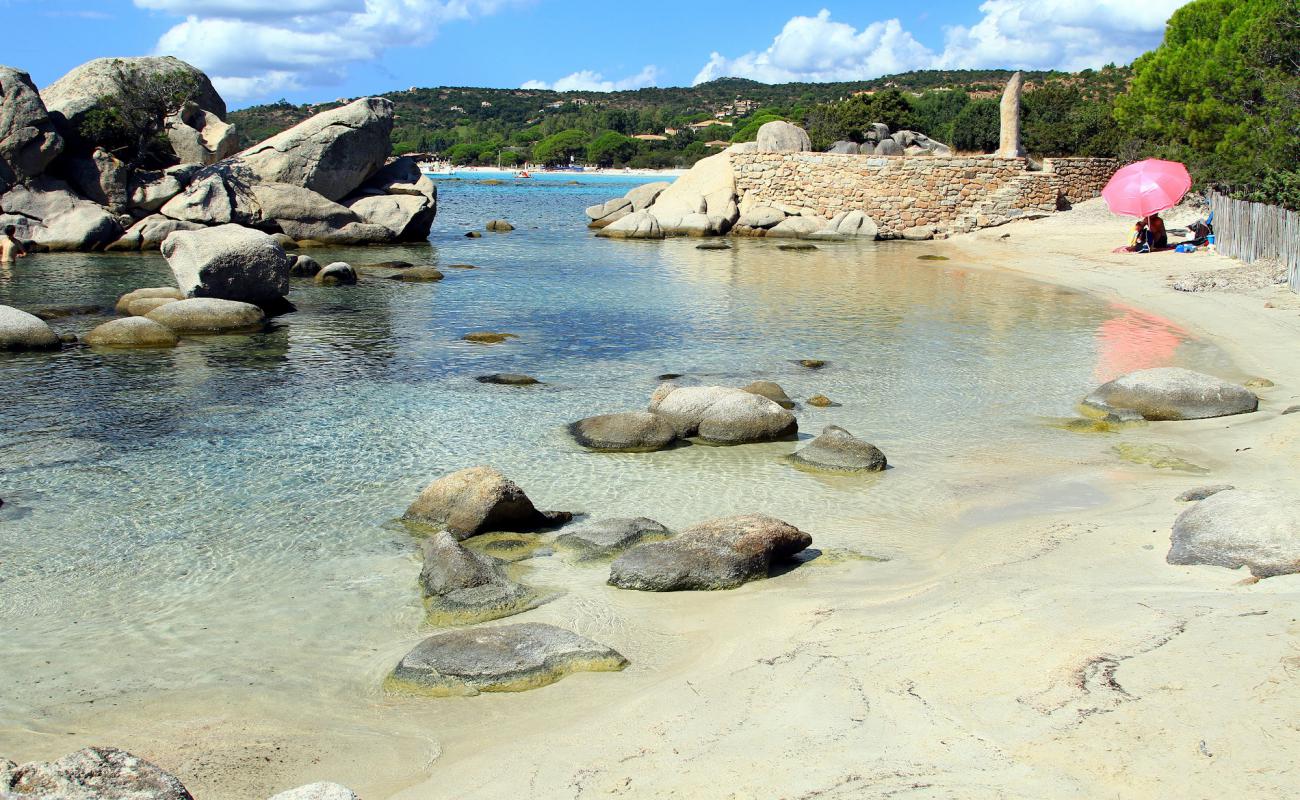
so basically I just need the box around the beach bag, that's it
[1175,243,1196,253]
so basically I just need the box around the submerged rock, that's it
[789,425,887,473]
[390,266,444,282]
[569,411,678,452]
[84,317,179,349]
[267,783,359,800]
[403,465,570,539]
[1084,367,1258,421]
[462,332,516,344]
[144,297,265,334]
[486,219,514,232]
[387,622,627,696]
[419,531,544,624]
[806,394,835,407]
[797,359,826,369]
[740,380,795,409]
[609,514,812,591]
[0,305,61,351]
[1168,489,1300,578]
[476,373,538,386]
[555,517,671,560]
[0,746,192,799]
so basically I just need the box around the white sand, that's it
[374,200,1300,799]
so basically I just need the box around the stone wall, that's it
[730,152,1118,236]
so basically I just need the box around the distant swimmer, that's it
[1,225,28,263]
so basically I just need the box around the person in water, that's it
[0,225,28,263]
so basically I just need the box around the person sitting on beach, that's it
[1148,214,1168,249]
[1186,218,1213,247]
[1127,219,1150,253]
[1,225,28,263]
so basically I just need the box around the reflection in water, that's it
[0,179,1241,792]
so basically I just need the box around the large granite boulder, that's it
[166,101,239,166]
[1167,489,1300,578]
[609,514,812,591]
[568,411,678,452]
[648,383,797,444]
[251,183,374,243]
[823,210,879,239]
[157,167,259,226]
[585,197,631,228]
[144,297,265,334]
[346,193,435,241]
[755,121,811,153]
[737,206,787,229]
[1083,367,1258,421]
[403,465,570,539]
[766,216,822,239]
[625,181,670,211]
[0,179,121,250]
[130,165,198,214]
[0,746,192,799]
[64,148,130,212]
[161,224,290,305]
[42,56,225,152]
[235,98,393,201]
[114,287,183,314]
[267,784,359,800]
[314,262,357,286]
[827,141,860,154]
[789,425,887,473]
[647,150,736,234]
[419,531,544,624]
[107,215,204,252]
[555,517,671,560]
[84,317,179,349]
[0,305,60,351]
[388,622,628,696]
[595,209,662,240]
[0,66,63,191]
[875,139,903,156]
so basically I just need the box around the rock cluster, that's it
[0,56,436,251]
[827,122,952,158]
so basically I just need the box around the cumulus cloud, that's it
[694,2,1192,85]
[134,0,511,101]
[521,65,660,92]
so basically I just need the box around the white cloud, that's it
[694,2,1192,85]
[522,65,660,92]
[135,0,512,101]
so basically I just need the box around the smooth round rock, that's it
[741,380,795,409]
[486,219,514,232]
[798,359,826,369]
[114,286,184,315]
[84,317,179,348]
[314,262,357,286]
[0,304,60,351]
[388,622,627,696]
[789,425,887,473]
[806,394,835,407]
[391,266,444,282]
[569,411,678,452]
[289,254,321,276]
[1084,367,1258,421]
[144,297,265,334]
[1168,489,1300,578]
[125,296,178,316]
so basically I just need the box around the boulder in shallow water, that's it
[390,266,443,282]
[737,205,787,229]
[1167,489,1300,578]
[789,425,887,473]
[387,622,627,696]
[766,216,822,239]
[419,531,545,624]
[568,411,678,452]
[403,465,570,539]
[115,287,183,315]
[476,373,537,386]
[346,193,436,241]
[161,224,291,305]
[314,262,357,286]
[145,297,265,334]
[624,181,670,211]
[0,746,192,799]
[0,305,60,351]
[1084,367,1258,421]
[125,297,179,316]
[84,317,179,349]
[596,210,663,240]
[289,255,321,277]
[741,380,795,409]
[609,514,811,591]
[648,384,796,444]
[555,517,671,559]
[824,210,879,239]
[585,197,632,228]
[267,783,359,800]
[486,219,514,232]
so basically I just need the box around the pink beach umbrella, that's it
[1102,159,1193,218]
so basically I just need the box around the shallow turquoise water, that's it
[0,178,1236,759]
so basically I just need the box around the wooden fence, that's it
[1207,191,1300,292]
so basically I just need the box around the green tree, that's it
[951,99,1001,152]
[911,90,969,144]
[1115,0,1300,206]
[531,128,589,166]
[586,131,637,166]
[730,113,786,143]
[77,59,203,171]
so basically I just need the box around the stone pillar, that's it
[998,71,1025,159]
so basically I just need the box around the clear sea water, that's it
[0,175,1237,794]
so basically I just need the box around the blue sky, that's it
[0,0,1189,108]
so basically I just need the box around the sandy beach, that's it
[362,201,1298,799]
